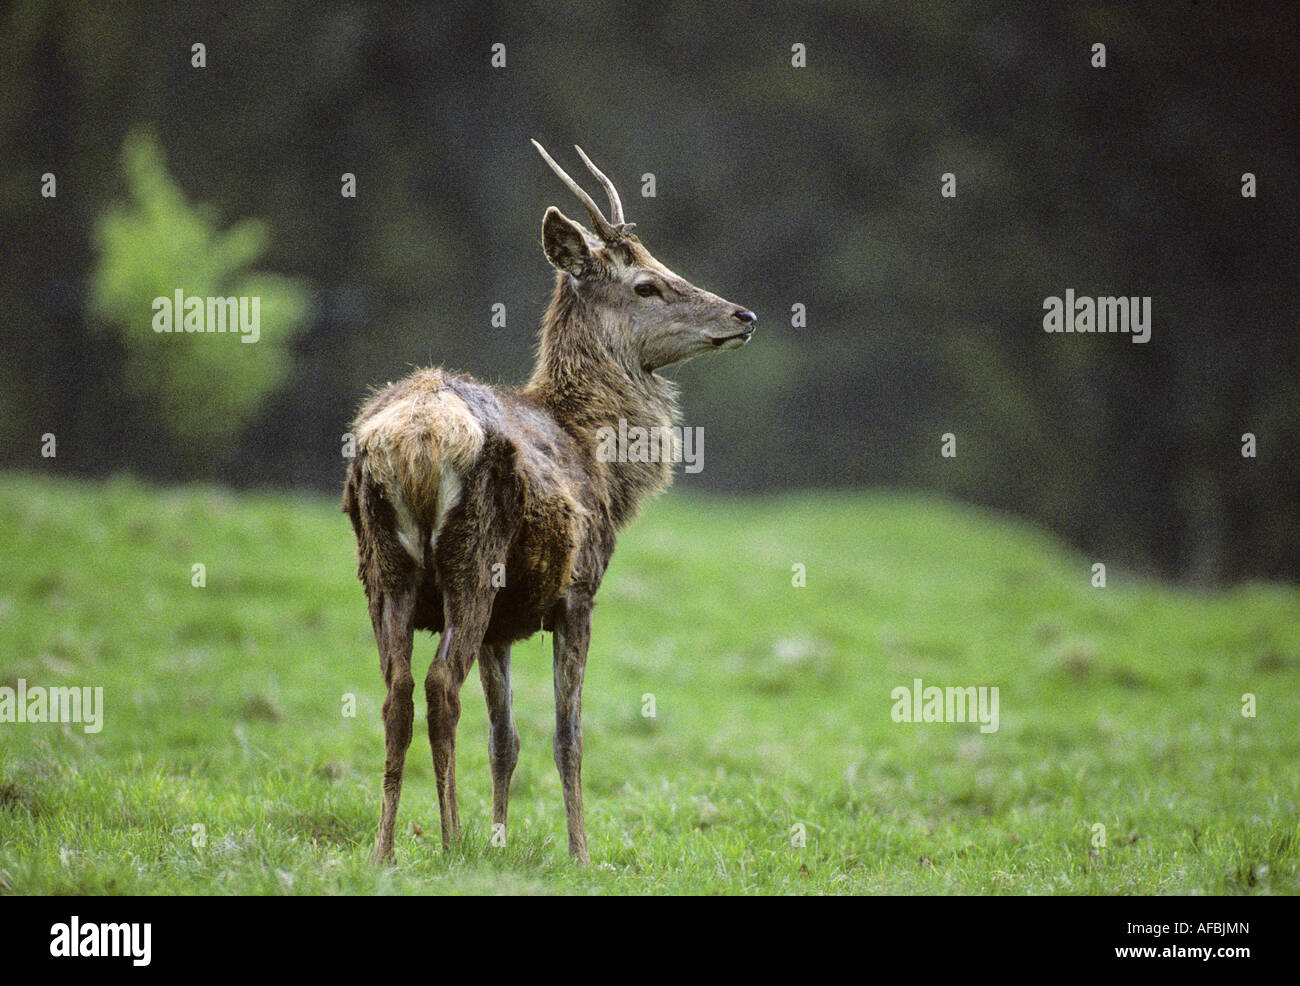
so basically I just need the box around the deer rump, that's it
[342,367,585,644]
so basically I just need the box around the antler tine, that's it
[574,145,626,226]
[531,139,619,242]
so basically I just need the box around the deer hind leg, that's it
[424,434,523,851]
[370,584,417,864]
[425,623,467,848]
[426,587,497,849]
[478,641,519,840]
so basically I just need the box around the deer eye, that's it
[634,281,660,298]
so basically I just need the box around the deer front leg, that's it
[370,587,416,864]
[479,641,519,838]
[552,596,592,863]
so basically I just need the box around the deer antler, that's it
[574,145,626,227]
[531,139,635,242]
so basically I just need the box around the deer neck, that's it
[525,275,681,525]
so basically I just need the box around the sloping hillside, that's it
[0,474,1296,894]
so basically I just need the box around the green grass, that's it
[0,471,1297,895]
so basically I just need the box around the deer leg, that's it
[479,641,519,837]
[426,627,464,848]
[370,586,417,864]
[552,595,592,863]
[424,432,522,851]
[426,593,495,850]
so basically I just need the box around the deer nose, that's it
[733,308,757,326]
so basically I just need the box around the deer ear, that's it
[542,207,595,277]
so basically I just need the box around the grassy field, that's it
[0,472,1297,895]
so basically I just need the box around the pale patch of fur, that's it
[428,463,462,556]
[355,371,485,562]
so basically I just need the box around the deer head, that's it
[532,140,756,373]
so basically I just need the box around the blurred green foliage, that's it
[1,1,1296,581]
[89,130,310,461]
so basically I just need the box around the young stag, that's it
[343,141,755,863]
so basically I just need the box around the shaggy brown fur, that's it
[343,143,755,863]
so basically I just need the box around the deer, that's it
[342,140,755,864]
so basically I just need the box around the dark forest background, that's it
[2,0,1297,584]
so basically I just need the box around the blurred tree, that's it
[1,0,1296,582]
[88,130,310,467]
